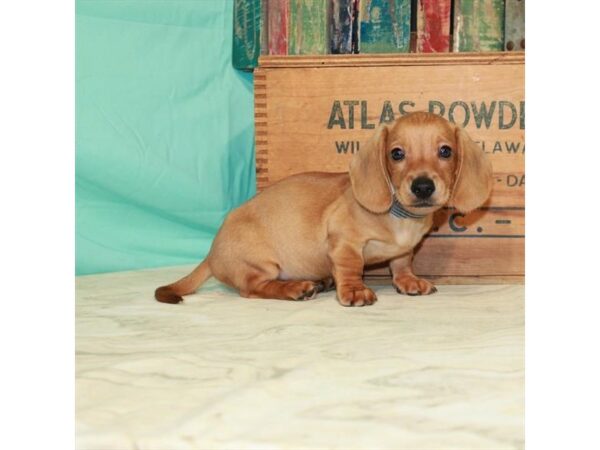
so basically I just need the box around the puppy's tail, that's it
[155,259,212,304]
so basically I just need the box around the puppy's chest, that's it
[363,219,431,264]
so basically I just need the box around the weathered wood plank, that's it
[267,0,289,55]
[330,0,360,54]
[260,0,268,55]
[359,0,411,53]
[416,0,451,53]
[232,0,261,70]
[289,0,329,55]
[504,0,525,51]
[453,0,505,52]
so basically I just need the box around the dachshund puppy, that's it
[155,112,492,307]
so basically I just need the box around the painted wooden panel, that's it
[232,0,261,70]
[505,0,525,51]
[453,0,505,52]
[260,0,268,55]
[267,0,289,55]
[254,53,524,282]
[416,0,451,53]
[289,0,329,55]
[359,0,411,53]
[330,0,360,54]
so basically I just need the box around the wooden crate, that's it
[254,52,524,284]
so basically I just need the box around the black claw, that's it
[320,278,336,292]
[296,288,316,301]
[394,285,407,295]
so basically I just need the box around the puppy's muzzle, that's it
[411,176,436,200]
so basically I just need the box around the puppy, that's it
[155,112,492,307]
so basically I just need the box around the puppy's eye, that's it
[438,145,452,159]
[390,148,405,161]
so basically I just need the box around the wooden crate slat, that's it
[416,0,451,53]
[232,0,262,70]
[289,0,329,55]
[359,0,411,53]
[453,0,505,52]
[258,52,524,67]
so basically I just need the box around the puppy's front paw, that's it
[337,285,377,307]
[393,275,437,296]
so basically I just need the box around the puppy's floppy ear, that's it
[349,123,393,213]
[450,126,493,213]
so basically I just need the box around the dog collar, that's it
[389,198,429,219]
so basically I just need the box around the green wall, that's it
[76,1,256,275]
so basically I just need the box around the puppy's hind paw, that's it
[292,281,321,301]
[295,287,318,301]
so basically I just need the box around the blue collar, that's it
[389,198,428,219]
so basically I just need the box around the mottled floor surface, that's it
[76,265,524,450]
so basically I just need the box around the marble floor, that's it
[76,265,524,450]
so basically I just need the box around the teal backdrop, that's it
[76,1,256,275]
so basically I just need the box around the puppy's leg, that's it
[328,239,376,307]
[390,252,437,296]
[239,264,324,301]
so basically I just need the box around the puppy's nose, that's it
[411,177,436,199]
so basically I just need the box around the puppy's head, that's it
[349,112,492,215]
